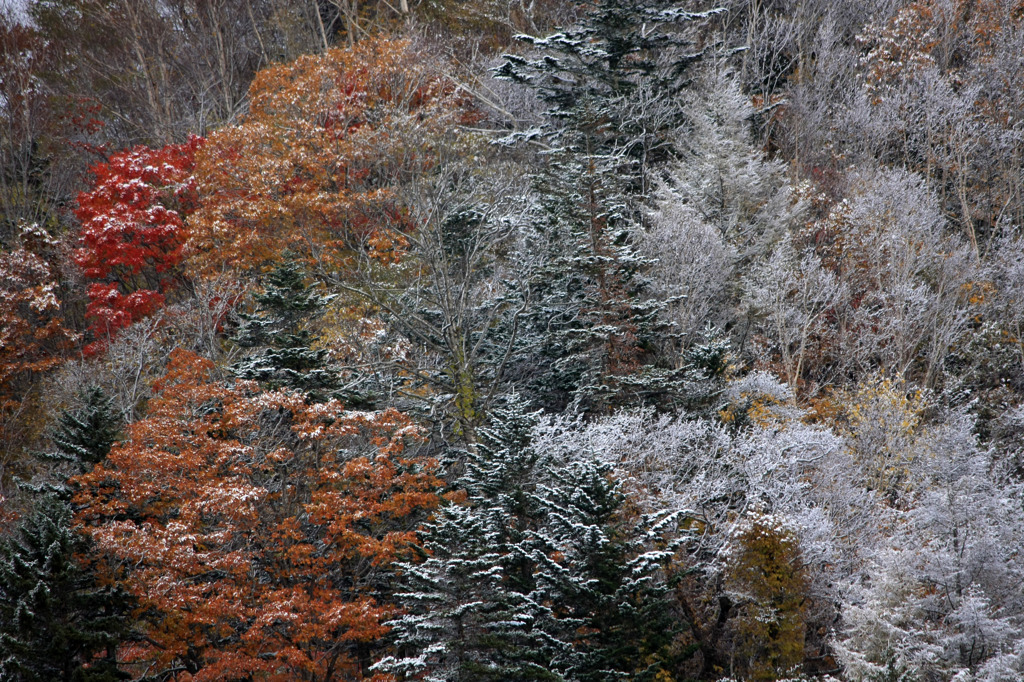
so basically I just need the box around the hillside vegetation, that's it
[2,1,1024,680]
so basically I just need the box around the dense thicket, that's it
[2,0,1024,680]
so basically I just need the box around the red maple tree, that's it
[74,136,204,353]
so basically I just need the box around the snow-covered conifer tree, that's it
[45,387,120,471]
[381,395,682,680]
[231,262,347,403]
[0,497,130,682]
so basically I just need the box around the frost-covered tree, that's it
[853,0,1024,246]
[835,405,1024,681]
[947,231,1024,415]
[839,375,932,506]
[664,66,804,261]
[811,167,976,387]
[530,372,853,677]
[0,388,130,680]
[73,349,444,679]
[742,234,844,392]
[495,134,683,412]
[641,65,806,357]
[642,192,735,346]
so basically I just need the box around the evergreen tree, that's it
[491,0,723,414]
[495,0,721,192]
[380,396,681,680]
[46,387,120,471]
[535,460,683,681]
[31,387,122,500]
[378,397,560,681]
[0,497,130,682]
[503,158,685,414]
[231,262,349,403]
[2,389,132,678]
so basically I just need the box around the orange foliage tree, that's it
[725,510,809,681]
[186,38,470,279]
[73,349,443,680]
[0,231,78,476]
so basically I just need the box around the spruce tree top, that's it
[495,0,723,117]
[230,262,347,403]
[47,387,120,470]
[232,262,332,350]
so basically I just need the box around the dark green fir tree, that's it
[379,396,682,680]
[46,387,120,471]
[2,390,131,680]
[377,397,559,681]
[500,150,685,414]
[231,262,350,404]
[0,497,130,682]
[29,387,121,502]
[535,460,683,681]
[491,0,723,414]
[495,0,722,193]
